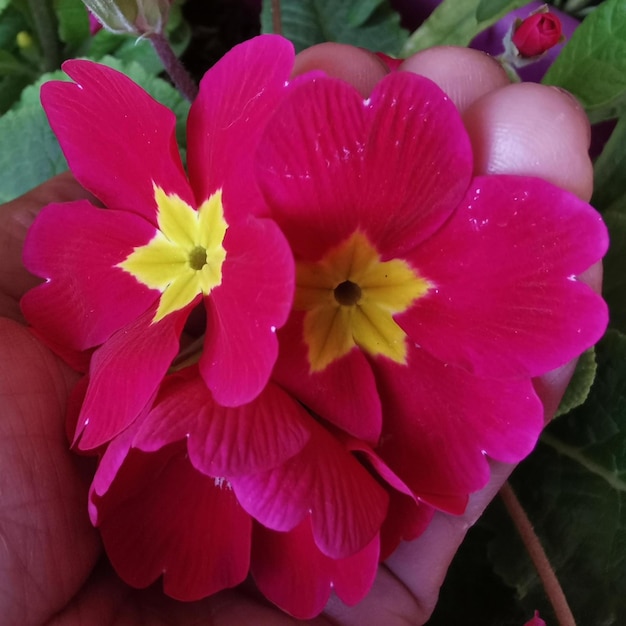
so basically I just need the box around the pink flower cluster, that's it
[21,35,607,617]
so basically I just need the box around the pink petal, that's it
[199,217,294,406]
[252,519,379,619]
[374,346,544,513]
[256,71,472,260]
[132,368,311,476]
[523,611,547,626]
[345,439,435,558]
[231,422,389,558]
[400,176,609,379]
[41,60,193,221]
[273,312,382,443]
[21,201,158,350]
[92,444,251,600]
[380,491,435,560]
[187,35,295,213]
[75,305,188,450]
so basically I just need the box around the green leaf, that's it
[542,0,626,123]
[488,330,626,625]
[428,519,526,625]
[0,49,36,77]
[54,0,90,49]
[0,0,11,15]
[0,74,31,113]
[555,347,597,418]
[0,5,28,51]
[476,0,523,23]
[347,0,386,27]
[402,0,527,56]
[603,210,626,333]
[0,102,69,204]
[0,57,189,203]
[592,115,626,213]
[260,0,408,56]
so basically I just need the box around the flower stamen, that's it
[189,245,208,271]
[334,280,362,306]
[297,230,431,372]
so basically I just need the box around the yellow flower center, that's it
[118,185,228,323]
[296,231,431,372]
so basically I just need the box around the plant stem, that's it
[26,0,60,72]
[500,482,577,626]
[272,0,282,35]
[149,32,198,102]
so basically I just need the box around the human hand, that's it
[0,43,600,625]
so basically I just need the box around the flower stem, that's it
[149,32,198,102]
[499,482,577,626]
[272,0,283,35]
[26,0,60,72]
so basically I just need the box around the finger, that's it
[0,172,94,320]
[292,42,389,97]
[399,46,510,113]
[375,48,599,621]
[383,460,514,623]
[0,319,100,624]
[463,82,593,201]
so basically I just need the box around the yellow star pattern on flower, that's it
[118,185,228,323]
[295,231,431,372]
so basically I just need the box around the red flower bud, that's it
[512,11,562,57]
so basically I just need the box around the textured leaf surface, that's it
[555,347,597,418]
[603,210,626,334]
[54,0,90,48]
[592,115,626,213]
[543,0,626,123]
[260,0,407,55]
[488,330,626,625]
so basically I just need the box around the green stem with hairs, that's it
[500,481,577,626]
[149,31,198,102]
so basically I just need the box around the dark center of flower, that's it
[334,280,362,306]
[189,246,208,271]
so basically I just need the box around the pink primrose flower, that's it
[255,71,609,514]
[87,363,433,616]
[21,35,296,450]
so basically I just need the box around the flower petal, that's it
[252,519,379,619]
[199,216,294,406]
[41,60,193,221]
[187,35,295,214]
[400,176,609,379]
[257,71,473,260]
[231,422,389,558]
[374,346,544,513]
[344,439,435,558]
[21,201,158,350]
[91,444,251,600]
[132,369,311,476]
[273,312,382,443]
[75,305,187,450]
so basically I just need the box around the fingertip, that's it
[292,42,389,97]
[463,82,593,201]
[399,46,510,113]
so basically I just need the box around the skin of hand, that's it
[0,44,599,626]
